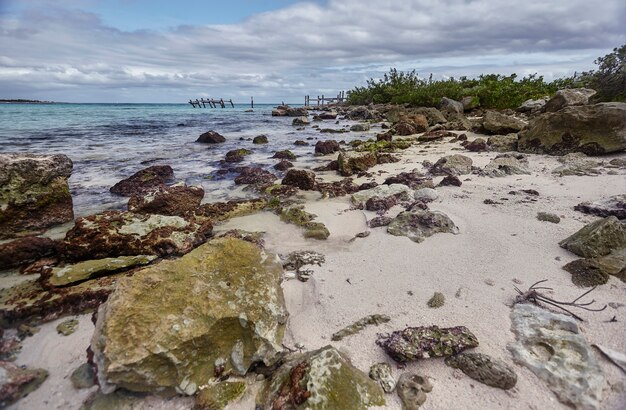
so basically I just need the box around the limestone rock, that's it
[0,236,58,270]
[257,345,385,409]
[351,184,411,207]
[279,206,330,240]
[70,363,96,389]
[274,160,294,171]
[62,211,212,261]
[0,361,48,407]
[559,216,626,258]
[575,195,626,220]
[369,363,396,393]
[387,210,459,243]
[483,111,525,134]
[440,97,463,114]
[128,184,204,216]
[292,116,310,126]
[272,106,308,117]
[430,155,472,176]
[412,107,447,126]
[56,318,79,335]
[337,151,377,176]
[518,103,626,155]
[48,255,156,287]
[110,165,174,196]
[438,175,462,187]
[487,134,518,152]
[444,353,517,390]
[482,154,530,177]
[195,199,267,222]
[91,238,288,394]
[517,98,548,115]
[537,212,561,224]
[396,372,433,409]
[414,188,438,203]
[195,381,246,410]
[508,303,604,409]
[224,149,252,163]
[564,248,626,285]
[544,88,597,112]
[461,96,480,111]
[282,169,316,190]
[552,153,603,176]
[0,153,74,239]
[314,140,340,155]
[346,106,376,120]
[443,112,473,131]
[197,131,226,143]
[376,325,478,362]
[369,216,393,228]
[427,292,445,308]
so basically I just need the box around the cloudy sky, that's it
[0,0,624,103]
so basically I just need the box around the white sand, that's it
[7,134,626,409]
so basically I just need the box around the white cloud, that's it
[0,0,624,102]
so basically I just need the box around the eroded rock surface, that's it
[445,352,517,390]
[110,165,173,196]
[396,372,433,409]
[575,195,626,220]
[387,210,459,243]
[429,155,472,176]
[128,184,204,216]
[559,216,626,258]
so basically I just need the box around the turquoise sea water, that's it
[0,103,366,216]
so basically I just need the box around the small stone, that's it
[331,314,391,341]
[445,352,517,390]
[369,363,396,393]
[369,216,393,228]
[56,318,79,336]
[438,175,462,187]
[396,372,433,409]
[484,279,495,286]
[70,363,96,389]
[427,292,445,308]
[537,212,561,224]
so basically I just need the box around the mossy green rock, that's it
[280,206,330,240]
[56,318,79,336]
[559,216,626,258]
[91,238,287,394]
[337,151,377,176]
[49,255,156,287]
[195,381,246,409]
[257,345,385,409]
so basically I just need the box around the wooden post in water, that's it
[251,96,254,108]
[219,98,225,108]
[229,99,234,108]
[189,99,195,107]
[200,98,206,108]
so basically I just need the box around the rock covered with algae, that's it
[257,345,385,409]
[444,352,517,390]
[376,325,479,362]
[331,314,391,341]
[91,237,288,394]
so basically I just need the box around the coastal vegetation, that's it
[347,45,626,108]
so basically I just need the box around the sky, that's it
[0,0,624,103]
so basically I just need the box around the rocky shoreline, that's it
[1,90,625,409]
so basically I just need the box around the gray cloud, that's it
[0,0,624,102]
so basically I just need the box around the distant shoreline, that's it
[0,99,57,104]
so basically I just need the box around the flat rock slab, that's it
[508,303,604,409]
[575,195,626,220]
[47,255,157,287]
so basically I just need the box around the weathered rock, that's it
[351,184,411,207]
[317,111,338,120]
[196,199,267,222]
[272,150,297,161]
[487,134,518,152]
[91,238,287,394]
[0,361,48,407]
[395,122,417,136]
[233,167,277,186]
[461,96,480,111]
[0,153,74,239]
[517,98,548,115]
[518,103,626,155]
[483,111,525,134]
[272,106,308,117]
[62,211,212,261]
[346,106,376,120]
[56,318,79,335]
[47,255,156,287]
[293,140,309,146]
[426,292,445,308]
[331,314,391,341]
[564,247,626,286]
[70,363,96,389]
[384,172,434,190]
[440,97,463,114]
[314,140,340,155]
[430,155,472,176]
[537,212,560,224]
[197,131,226,143]
[337,151,377,176]
[438,175,462,187]
[445,353,517,390]
[280,206,330,240]
[292,116,310,126]
[195,381,246,410]
[464,138,488,152]
[257,345,385,409]
[369,216,393,228]
[418,130,454,142]
[274,160,294,171]
[552,153,603,176]
[482,154,530,177]
[350,123,370,132]
[0,236,58,270]
[396,372,433,410]
[314,179,360,197]
[559,216,626,258]
[110,165,174,196]
[253,135,269,144]
[282,169,316,190]
[387,210,459,243]
[508,303,604,409]
[127,184,204,216]
[412,107,447,126]
[377,325,478,362]
[442,112,472,131]
[282,250,325,281]
[575,195,626,220]
[544,88,597,113]
[414,188,438,202]
[369,363,395,393]
[224,148,252,163]
[365,193,409,212]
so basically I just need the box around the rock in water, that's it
[0,361,48,407]
[128,184,204,216]
[444,353,517,390]
[376,325,478,362]
[396,372,433,409]
[559,216,626,258]
[91,238,288,394]
[369,363,396,393]
[109,165,174,196]
[314,140,340,155]
[0,153,74,239]
[257,345,385,409]
[508,303,604,409]
[62,211,213,261]
[518,102,626,155]
[574,195,626,220]
[196,130,226,143]
[387,210,459,243]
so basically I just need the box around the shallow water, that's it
[0,103,370,216]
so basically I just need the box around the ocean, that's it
[0,103,366,216]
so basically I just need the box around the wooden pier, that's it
[188,98,235,108]
[304,91,346,107]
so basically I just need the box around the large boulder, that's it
[440,97,463,114]
[281,169,316,190]
[483,111,525,134]
[517,98,548,115]
[91,238,288,394]
[196,131,226,143]
[61,211,212,261]
[559,216,626,258]
[387,210,459,243]
[337,152,377,176]
[128,184,204,216]
[518,103,626,155]
[314,140,340,155]
[0,153,74,239]
[257,345,385,409]
[110,165,174,196]
[429,154,473,176]
[543,88,597,113]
